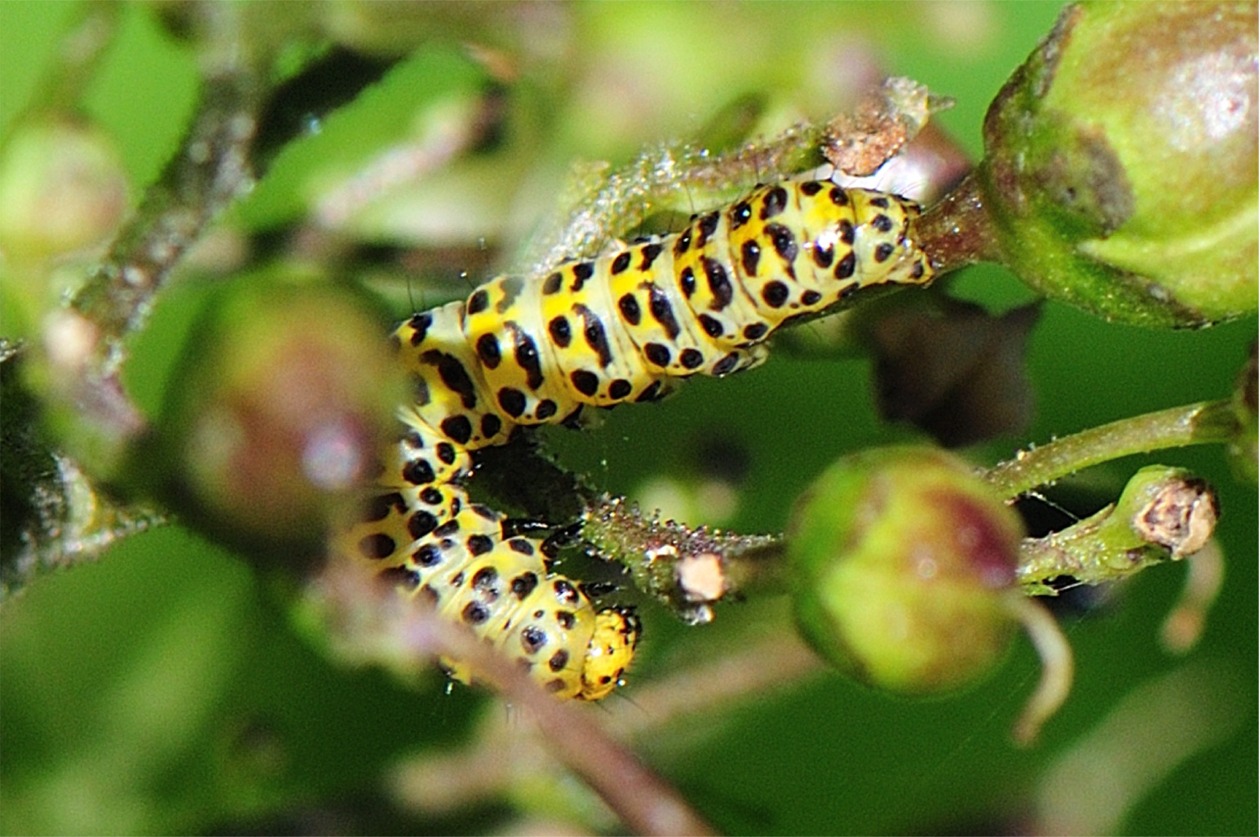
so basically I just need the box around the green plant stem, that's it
[519,121,830,277]
[70,48,263,374]
[913,170,1004,274]
[37,3,269,483]
[587,398,1239,615]
[519,77,936,277]
[1003,591,1074,745]
[982,399,1238,499]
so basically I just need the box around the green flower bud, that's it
[155,273,405,555]
[979,2,1257,327]
[0,117,130,339]
[788,446,1024,694]
[0,117,129,262]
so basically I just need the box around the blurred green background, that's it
[1,2,1255,834]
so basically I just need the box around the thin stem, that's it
[1015,465,1220,592]
[913,170,1003,274]
[581,494,785,623]
[1160,540,1225,654]
[1005,592,1075,746]
[519,122,830,277]
[518,77,939,277]
[38,3,267,479]
[391,626,824,818]
[983,399,1238,499]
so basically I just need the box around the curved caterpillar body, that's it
[341,179,934,699]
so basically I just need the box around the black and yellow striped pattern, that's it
[339,180,933,700]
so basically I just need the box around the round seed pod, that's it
[788,446,1024,694]
[0,117,129,262]
[156,273,405,556]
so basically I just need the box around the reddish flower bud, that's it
[157,273,405,555]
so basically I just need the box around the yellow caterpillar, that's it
[339,179,934,699]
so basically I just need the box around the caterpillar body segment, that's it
[347,434,642,700]
[408,181,933,442]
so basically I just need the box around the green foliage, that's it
[1,2,1255,835]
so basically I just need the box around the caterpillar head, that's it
[578,606,643,701]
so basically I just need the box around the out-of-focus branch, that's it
[388,623,822,825]
[68,5,264,376]
[311,559,717,837]
[2,3,271,594]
